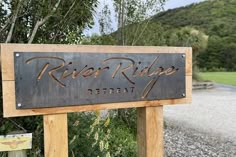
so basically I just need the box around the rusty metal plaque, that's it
[14,52,185,109]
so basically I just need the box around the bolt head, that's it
[15,53,20,57]
[17,103,22,107]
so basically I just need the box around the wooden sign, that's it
[0,44,192,117]
[14,52,185,109]
[0,133,32,152]
[0,44,192,157]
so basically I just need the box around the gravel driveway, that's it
[164,84,236,156]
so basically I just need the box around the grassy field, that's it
[199,72,236,86]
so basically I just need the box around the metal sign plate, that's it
[14,52,185,109]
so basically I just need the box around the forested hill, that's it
[85,0,236,71]
[154,0,236,37]
[153,0,236,71]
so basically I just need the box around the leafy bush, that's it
[68,111,137,157]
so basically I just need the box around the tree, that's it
[167,27,208,79]
[0,0,9,42]
[0,1,98,156]
[98,0,166,45]
[0,0,98,44]
[198,34,236,71]
[198,35,223,71]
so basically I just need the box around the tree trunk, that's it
[28,20,44,43]
[28,0,62,43]
[5,0,22,43]
[117,0,125,45]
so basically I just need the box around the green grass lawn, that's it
[199,72,236,86]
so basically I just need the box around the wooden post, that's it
[43,114,68,157]
[137,106,164,157]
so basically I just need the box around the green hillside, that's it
[153,0,236,71]
[84,0,236,71]
[154,0,236,36]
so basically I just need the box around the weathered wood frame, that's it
[0,44,192,117]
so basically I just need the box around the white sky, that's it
[84,0,206,36]
[164,0,206,10]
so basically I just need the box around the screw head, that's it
[182,54,185,58]
[15,53,20,57]
[182,93,186,97]
[17,103,22,107]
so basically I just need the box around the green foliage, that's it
[153,0,236,71]
[95,0,236,71]
[0,0,98,43]
[108,125,137,157]
[68,111,137,157]
[98,0,166,44]
[81,34,116,45]
[68,111,110,157]
[0,111,137,157]
[0,0,8,42]
[110,109,137,135]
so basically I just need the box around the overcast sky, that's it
[164,0,205,10]
[84,0,206,35]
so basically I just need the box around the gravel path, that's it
[164,120,236,157]
[164,84,236,156]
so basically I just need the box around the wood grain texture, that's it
[43,114,68,157]
[137,107,164,157]
[1,44,192,117]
